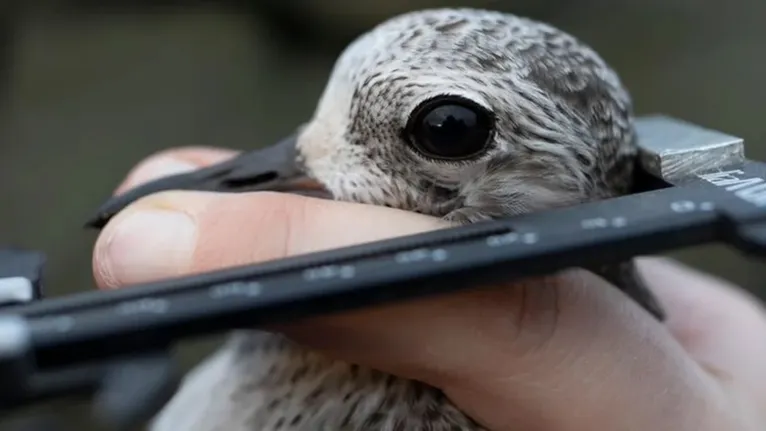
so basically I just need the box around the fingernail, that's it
[97,209,198,287]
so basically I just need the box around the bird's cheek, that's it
[298,121,347,164]
[297,136,332,167]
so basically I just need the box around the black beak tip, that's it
[83,191,145,230]
[84,213,110,230]
[84,200,120,229]
[81,170,204,231]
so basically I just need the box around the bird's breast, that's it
[151,331,486,431]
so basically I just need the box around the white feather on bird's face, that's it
[295,8,638,222]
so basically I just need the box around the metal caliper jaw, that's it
[634,115,745,184]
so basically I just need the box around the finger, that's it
[93,190,448,289]
[114,146,240,195]
[92,190,751,431]
[638,257,766,410]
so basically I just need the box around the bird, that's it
[87,8,666,430]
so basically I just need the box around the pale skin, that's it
[92,146,766,431]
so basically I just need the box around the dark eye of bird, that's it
[405,96,494,160]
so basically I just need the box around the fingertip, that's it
[92,190,204,289]
[91,190,323,290]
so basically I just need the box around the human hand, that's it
[92,147,766,431]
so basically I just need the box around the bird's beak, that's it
[84,129,330,229]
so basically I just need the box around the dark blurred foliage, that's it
[0,0,764,428]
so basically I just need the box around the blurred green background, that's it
[0,0,764,429]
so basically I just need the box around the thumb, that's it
[93,190,449,289]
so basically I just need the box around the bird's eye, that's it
[404,96,494,161]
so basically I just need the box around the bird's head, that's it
[86,8,639,228]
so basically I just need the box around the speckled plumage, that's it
[151,8,661,431]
